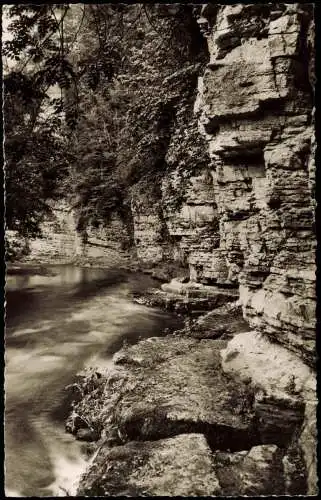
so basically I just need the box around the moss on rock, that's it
[78,433,221,496]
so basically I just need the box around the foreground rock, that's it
[110,337,257,448]
[78,434,221,496]
[213,444,285,495]
[66,330,314,496]
[221,331,317,495]
[78,435,288,497]
[67,337,257,449]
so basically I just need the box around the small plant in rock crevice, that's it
[284,375,300,396]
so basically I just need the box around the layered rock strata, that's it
[194,3,316,364]
[131,4,315,367]
[131,199,170,264]
[27,201,83,261]
[26,201,131,264]
[161,167,222,283]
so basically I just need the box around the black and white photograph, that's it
[3,3,317,497]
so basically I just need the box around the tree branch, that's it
[67,4,86,54]
[17,6,69,73]
[143,5,164,37]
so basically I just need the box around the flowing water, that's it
[5,265,182,497]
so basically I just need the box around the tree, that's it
[3,3,208,242]
[3,4,73,237]
[4,70,68,236]
[3,3,121,236]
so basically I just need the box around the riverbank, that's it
[6,258,316,495]
[64,298,317,496]
[7,253,188,284]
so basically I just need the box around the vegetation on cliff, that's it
[4,4,209,240]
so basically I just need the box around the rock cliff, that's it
[16,7,316,356]
[129,4,316,366]
[195,3,315,366]
[24,200,132,265]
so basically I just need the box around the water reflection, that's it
[5,265,182,496]
[6,265,125,291]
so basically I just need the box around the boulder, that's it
[186,301,250,339]
[220,330,317,494]
[77,433,221,496]
[110,337,257,449]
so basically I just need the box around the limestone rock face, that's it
[27,201,83,260]
[161,168,222,283]
[131,199,169,264]
[133,4,315,365]
[84,214,132,257]
[195,3,315,363]
[26,201,131,263]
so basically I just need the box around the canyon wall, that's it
[26,201,131,263]
[196,3,316,366]
[27,201,83,260]
[22,4,315,495]
[133,3,316,367]
[129,6,316,491]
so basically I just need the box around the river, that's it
[5,264,182,497]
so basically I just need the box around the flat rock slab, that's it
[110,336,256,449]
[187,301,250,339]
[77,436,287,497]
[134,286,238,315]
[161,279,237,298]
[113,336,202,367]
[78,433,221,496]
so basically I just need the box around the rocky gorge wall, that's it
[133,3,316,367]
[25,201,131,264]
[196,3,316,366]
[19,4,315,375]
[113,5,316,494]
[13,5,315,363]
[11,5,316,494]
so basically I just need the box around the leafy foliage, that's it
[4,69,69,237]
[5,230,30,262]
[4,3,209,241]
[65,4,208,227]
[3,4,76,237]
